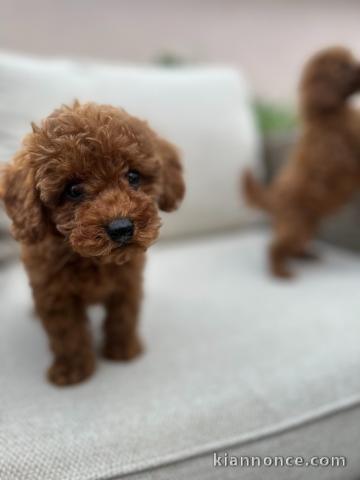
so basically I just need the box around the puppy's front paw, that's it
[103,336,144,362]
[47,355,95,386]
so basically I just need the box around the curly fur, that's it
[1,101,185,386]
[243,46,360,278]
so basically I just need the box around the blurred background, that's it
[2,0,360,102]
[2,0,360,137]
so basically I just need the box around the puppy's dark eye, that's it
[65,182,85,201]
[127,170,141,189]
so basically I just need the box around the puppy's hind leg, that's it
[269,220,315,279]
[269,237,294,279]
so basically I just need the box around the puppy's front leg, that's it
[103,284,143,362]
[34,293,95,386]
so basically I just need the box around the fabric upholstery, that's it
[1,229,360,479]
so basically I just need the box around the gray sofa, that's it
[1,52,360,480]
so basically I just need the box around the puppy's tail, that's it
[241,169,271,212]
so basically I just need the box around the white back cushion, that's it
[0,52,262,238]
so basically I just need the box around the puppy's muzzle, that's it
[105,218,134,245]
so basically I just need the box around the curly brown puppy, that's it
[243,46,360,278]
[1,101,185,386]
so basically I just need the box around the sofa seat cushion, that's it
[1,228,360,479]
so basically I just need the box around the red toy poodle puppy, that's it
[1,101,185,386]
[243,46,360,278]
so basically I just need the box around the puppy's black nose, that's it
[106,218,134,245]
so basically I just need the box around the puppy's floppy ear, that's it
[156,138,185,212]
[1,157,47,244]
